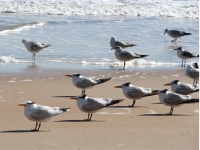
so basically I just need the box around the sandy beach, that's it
[0,66,198,150]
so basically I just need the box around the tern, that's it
[174,47,199,67]
[164,29,191,43]
[112,46,148,70]
[185,62,199,85]
[65,74,112,94]
[164,80,199,95]
[22,39,51,62]
[152,89,198,115]
[19,101,70,131]
[114,82,158,107]
[110,37,137,50]
[70,94,123,121]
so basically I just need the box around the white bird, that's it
[22,39,51,62]
[152,89,198,115]
[164,29,191,43]
[110,37,137,50]
[174,47,199,67]
[19,101,70,131]
[112,46,149,70]
[65,74,112,94]
[164,80,199,95]
[114,82,158,107]
[185,62,199,85]
[70,94,123,121]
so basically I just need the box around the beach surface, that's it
[0,67,198,150]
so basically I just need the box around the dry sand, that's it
[0,67,199,150]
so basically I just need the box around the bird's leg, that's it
[33,53,35,62]
[193,80,195,86]
[31,122,38,131]
[89,113,92,121]
[184,60,186,67]
[181,60,183,67]
[85,113,91,121]
[167,107,173,115]
[123,61,126,70]
[36,122,41,131]
[128,100,136,107]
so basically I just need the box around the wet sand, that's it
[0,67,198,150]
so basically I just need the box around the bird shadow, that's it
[139,114,191,117]
[152,102,162,104]
[55,120,105,123]
[107,105,148,108]
[52,96,76,98]
[0,130,46,133]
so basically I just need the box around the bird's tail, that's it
[184,33,192,35]
[183,99,199,104]
[129,44,137,47]
[105,99,124,107]
[44,44,51,48]
[96,77,112,85]
[139,55,149,58]
[59,108,71,113]
[145,90,159,97]
[190,89,199,93]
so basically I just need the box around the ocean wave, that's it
[0,22,44,34]
[0,0,198,19]
[0,56,20,63]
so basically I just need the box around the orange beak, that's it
[164,83,171,86]
[65,74,72,77]
[151,91,159,95]
[114,86,122,88]
[70,97,77,100]
[18,103,26,106]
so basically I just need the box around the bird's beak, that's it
[114,86,122,88]
[70,97,77,100]
[164,32,166,35]
[65,74,72,77]
[111,48,114,50]
[164,83,171,86]
[174,48,178,50]
[18,103,26,106]
[151,90,159,95]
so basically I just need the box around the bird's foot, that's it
[166,113,172,115]
[128,105,134,107]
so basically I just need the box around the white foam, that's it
[0,0,198,18]
[0,22,44,35]
[0,56,19,63]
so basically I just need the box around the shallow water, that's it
[0,0,199,71]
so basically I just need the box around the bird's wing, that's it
[175,84,192,94]
[76,77,96,88]
[82,97,107,111]
[127,87,145,98]
[182,51,196,58]
[164,93,186,105]
[119,50,136,59]
[170,30,184,36]
[30,42,43,50]
[30,106,53,120]
[115,41,127,47]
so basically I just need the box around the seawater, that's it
[0,0,199,71]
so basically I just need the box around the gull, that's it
[65,74,112,94]
[19,101,70,131]
[112,46,149,70]
[110,37,137,50]
[185,62,199,85]
[174,47,199,67]
[152,89,198,115]
[70,94,123,121]
[22,39,51,62]
[164,80,199,95]
[164,29,191,43]
[114,82,158,107]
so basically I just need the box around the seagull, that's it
[110,37,137,50]
[70,94,123,121]
[18,101,70,131]
[152,89,198,115]
[114,82,158,107]
[174,47,199,67]
[112,46,149,70]
[164,80,199,95]
[65,74,112,94]
[164,29,191,43]
[22,39,51,62]
[185,62,199,85]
